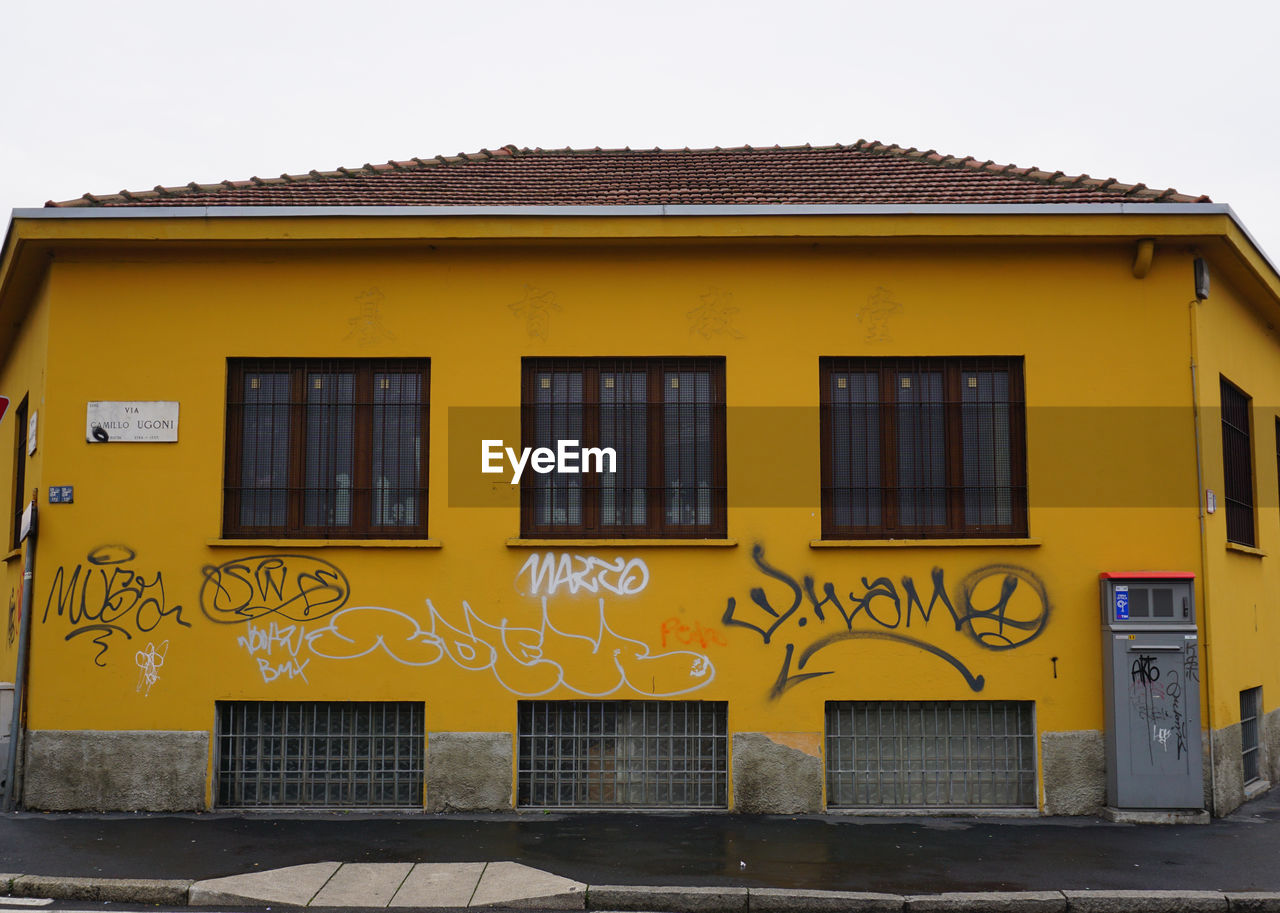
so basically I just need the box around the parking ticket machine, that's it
[1100,572,1203,810]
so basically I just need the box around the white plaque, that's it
[86,401,179,443]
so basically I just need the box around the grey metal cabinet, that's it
[1100,573,1203,810]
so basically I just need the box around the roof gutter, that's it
[8,201,1241,219]
[5,201,1277,289]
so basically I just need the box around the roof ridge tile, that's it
[42,141,1210,207]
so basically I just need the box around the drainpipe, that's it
[1188,295,1218,815]
[4,490,37,812]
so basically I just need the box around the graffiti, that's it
[660,616,728,649]
[508,285,560,339]
[1132,680,1169,718]
[1131,654,1160,684]
[687,287,744,340]
[1184,642,1199,683]
[135,640,168,695]
[200,554,350,624]
[721,544,1049,700]
[515,553,649,597]
[345,287,395,345]
[7,588,15,646]
[856,286,903,342]
[43,545,190,666]
[238,619,310,684]
[1129,661,1188,762]
[213,551,691,694]
[305,598,713,697]
[1166,673,1188,758]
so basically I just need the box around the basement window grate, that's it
[1241,687,1262,785]
[517,700,728,808]
[215,701,424,808]
[826,700,1036,808]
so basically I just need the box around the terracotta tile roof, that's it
[45,141,1210,208]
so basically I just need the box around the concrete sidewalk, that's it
[4,863,1280,911]
[191,861,585,908]
[5,790,1280,907]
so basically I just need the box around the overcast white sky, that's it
[4,0,1278,258]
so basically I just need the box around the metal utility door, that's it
[1100,575,1203,810]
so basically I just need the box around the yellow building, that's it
[0,142,1276,817]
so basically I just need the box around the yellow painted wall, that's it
[5,219,1256,806]
[0,275,51,683]
[1188,263,1280,729]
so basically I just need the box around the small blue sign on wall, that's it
[48,486,73,504]
[1115,585,1130,621]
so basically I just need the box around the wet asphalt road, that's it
[5,789,1280,894]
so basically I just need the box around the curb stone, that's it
[749,889,904,912]
[907,892,1067,913]
[0,877,1272,911]
[10,875,192,904]
[587,885,749,913]
[1063,891,1228,913]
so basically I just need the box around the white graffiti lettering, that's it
[238,618,310,684]
[255,656,311,683]
[304,598,711,697]
[135,640,168,696]
[516,553,649,597]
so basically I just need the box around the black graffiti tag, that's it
[42,545,190,666]
[1131,654,1160,685]
[199,554,350,624]
[721,544,1050,700]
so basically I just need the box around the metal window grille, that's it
[215,701,424,808]
[826,700,1036,808]
[520,358,727,538]
[819,357,1027,540]
[1241,687,1262,785]
[1220,377,1254,547]
[224,358,429,539]
[517,701,728,808]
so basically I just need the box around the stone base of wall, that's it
[1263,707,1280,786]
[732,732,823,814]
[1041,730,1105,815]
[1045,722,1276,818]
[1211,723,1245,817]
[24,730,208,811]
[1206,709,1280,815]
[426,732,512,812]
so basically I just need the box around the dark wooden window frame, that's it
[819,356,1028,540]
[11,396,27,550]
[520,357,727,539]
[224,358,430,539]
[1220,376,1254,547]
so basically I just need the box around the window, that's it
[517,700,728,808]
[520,358,726,538]
[1241,687,1262,785]
[224,359,429,538]
[1220,377,1254,547]
[11,396,27,550]
[820,357,1027,539]
[825,700,1037,808]
[215,701,424,808]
